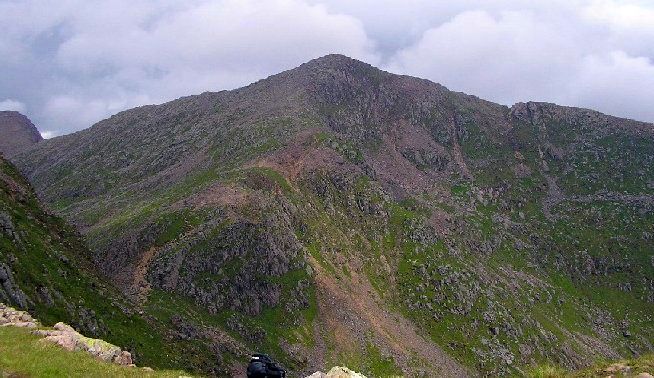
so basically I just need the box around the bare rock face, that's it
[0,111,42,158]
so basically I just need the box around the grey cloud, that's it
[385,3,654,122]
[0,99,26,113]
[0,0,652,137]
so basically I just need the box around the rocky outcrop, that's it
[0,303,133,366]
[0,302,39,328]
[0,111,42,158]
[0,263,31,309]
[34,322,133,366]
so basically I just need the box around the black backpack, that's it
[246,354,286,378]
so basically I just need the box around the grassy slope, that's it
[529,354,654,377]
[0,326,189,378]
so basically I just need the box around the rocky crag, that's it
[9,55,654,376]
[0,111,42,158]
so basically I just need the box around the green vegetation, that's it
[330,343,403,378]
[529,354,654,377]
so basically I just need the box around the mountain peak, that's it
[0,111,43,158]
[305,53,361,65]
[296,54,379,75]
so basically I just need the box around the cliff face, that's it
[11,55,654,376]
[0,111,42,158]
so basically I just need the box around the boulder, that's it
[33,321,133,366]
[305,366,368,378]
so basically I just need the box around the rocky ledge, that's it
[306,366,368,378]
[0,302,133,366]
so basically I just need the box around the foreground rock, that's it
[305,366,368,378]
[0,303,133,366]
[34,322,133,366]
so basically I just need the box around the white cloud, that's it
[583,0,654,30]
[568,51,654,121]
[385,5,654,122]
[42,93,153,138]
[0,99,26,113]
[386,10,585,104]
[40,131,56,139]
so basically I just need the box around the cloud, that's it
[0,0,653,136]
[386,5,654,122]
[0,99,26,113]
[386,10,584,104]
[569,51,654,122]
[40,131,56,139]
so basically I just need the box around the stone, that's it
[305,367,368,378]
[113,351,133,366]
[604,363,629,374]
[44,333,79,351]
[83,338,122,362]
[53,322,76,332]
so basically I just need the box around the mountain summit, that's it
[10,55,654,376]
[0,111,42,158]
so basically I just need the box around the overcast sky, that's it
[1,0,653,137]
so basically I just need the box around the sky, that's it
[1,0,653,138]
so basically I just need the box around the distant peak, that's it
[0,111,43,158]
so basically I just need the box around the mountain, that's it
[0,155,241,375]
[0,111,42,158]
[11,54,654,376]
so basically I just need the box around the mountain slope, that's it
[12,54,654,376]
[0,111,42,158]
[0,155,241,375]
